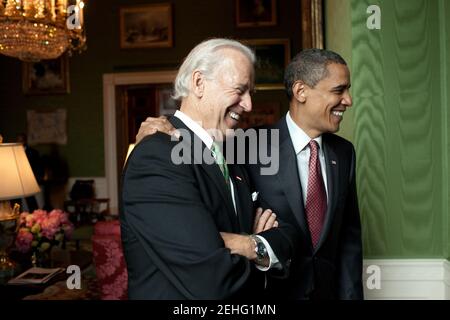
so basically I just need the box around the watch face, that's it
[256,242,266,257]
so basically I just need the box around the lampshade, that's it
[0,143,40,201]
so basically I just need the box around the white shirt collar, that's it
[174,110,214,149]
[286,111,323,154]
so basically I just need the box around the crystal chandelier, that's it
[0,0,86,62]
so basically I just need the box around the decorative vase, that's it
[32,249,52,268]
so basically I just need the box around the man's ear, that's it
[192,71,205,97]
[292,80,307,103]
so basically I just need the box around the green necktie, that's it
[211,142,230,186]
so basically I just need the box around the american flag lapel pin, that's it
[331,160,337,165]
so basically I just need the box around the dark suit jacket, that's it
[245,116,363,300]
[120,117,292,299]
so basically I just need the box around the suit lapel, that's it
[169,117,239,231]
[315,134,339,250]
[201,162,240,230]
[229,166,253,234]
[274,118,312,244]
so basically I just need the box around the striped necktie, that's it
[211,142,230,186]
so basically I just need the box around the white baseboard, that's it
[363,259,450,300]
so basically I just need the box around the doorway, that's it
[102,70,177,213]
[115,83,179,201]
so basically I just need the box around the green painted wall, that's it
[0,0,302,177]
[441,0,450,259]
[326,0,450,258]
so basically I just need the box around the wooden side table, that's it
[0,250,94,300]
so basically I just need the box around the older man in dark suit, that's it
[121,38,295,300]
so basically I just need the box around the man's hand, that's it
[136,116,179,144]
[253,208,278,234]
[220,232,256,260]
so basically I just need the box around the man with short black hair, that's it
[247,48,363,299]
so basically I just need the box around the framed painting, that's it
[27,109,67,145]
[235,0,277,27]
[241,38,290,90]
[301,0,324,49]
[22,55,70,95]
[120,3,173,49]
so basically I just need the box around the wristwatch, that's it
[250,235,267,261]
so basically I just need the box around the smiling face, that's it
[295,63,352,138]
[201,48,254,139]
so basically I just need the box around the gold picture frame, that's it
[235,0,277,28]
[22,55,70,95]
[301,0,324,49]
[241,38,290,90]
[120,3,173,49]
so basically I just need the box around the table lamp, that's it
[0,139,40,282]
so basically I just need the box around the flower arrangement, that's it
[15,209,74,265]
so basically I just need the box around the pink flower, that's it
[49,209,63,222]
[25,214,35,228]
[15,228,33,253]
[32,209,47,225]
[41,216,59,238]
[41,227,57,240]
[19,212,29,225]
[15,209,75,253]
[47,216,60,229]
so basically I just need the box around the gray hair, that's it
[173,38,256,101]
[284,48,347,100]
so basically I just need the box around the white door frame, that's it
[102,70,177,213]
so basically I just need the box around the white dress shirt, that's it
[285,112,329,203]
[174,110,278,271]
[174,110,237,212]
